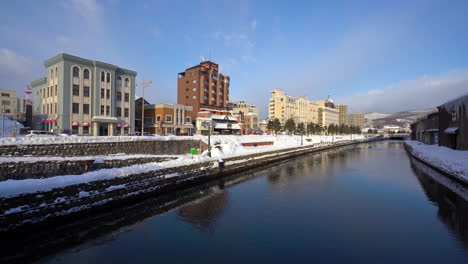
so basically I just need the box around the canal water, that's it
[15,141,468,263]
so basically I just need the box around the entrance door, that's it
[99,124,108,136]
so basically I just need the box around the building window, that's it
[185,117,191,123]
[101,89,105,99]
[186,96,188,99]
[101,72,105,82]
[83,86,90,97]
[72,103,79,114]
[1,93,10,97]
[5,109,10,113]
[156,115,161,122]
[193,88,197,91]
[117,76,122,87]
[83,69,90,79]
[106,89,110,99]
[101,105,105,115]
[451,110,457,121]
[117,92,122,101]
[124,108,129,117]
[72,126,79,134]
[124,93,129,102]
[117,107,121,117]
[125,78,129,88]
[55,85,58,96]
[192,96,196,99]
[55,103,57,114]
[166,115,172,122]
[193,80,197,83]
[83,104,89,114]
[106,73,110,83]
[106,106,110,115]
[73,85,79,96]
[2,100,10,105]
[73,66,79,77]
[83,126,89,134]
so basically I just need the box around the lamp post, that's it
[203,121,212,157]
[137,81,153,136]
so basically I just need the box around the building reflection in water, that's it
[176,187,229,233]
[410,156,468,250]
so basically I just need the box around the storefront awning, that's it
[83,122,89,127]
[444,127,458,134]
[116,124,122,128]
[124,124,130,128]
[72,122,79,127]
[426,129,438,132]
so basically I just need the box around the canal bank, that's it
[0,138,375,232]
[1,141,467,264]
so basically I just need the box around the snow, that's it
[0,134,364,198]
[444,127,459,134]
[405,140,468,183]
[0,154,179,163]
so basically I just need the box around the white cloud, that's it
[0,48,37,76]
[337,70,468,113]
[251,19,257,31]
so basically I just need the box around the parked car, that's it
[25,130,60,137]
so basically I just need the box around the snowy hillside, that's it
[365,108,436,128]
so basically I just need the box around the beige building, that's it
[268,89,319,125]
[348,112,365,128]
[314,99,339,128]
[229,101,260,132]
[0,89,17,117]
[336,104,349,125]
[318,106,339,127]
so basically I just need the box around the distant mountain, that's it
[364,108,436,128]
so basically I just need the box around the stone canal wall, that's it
[0,139,371,231]
[0,140,207,157]
[0,157,176,181]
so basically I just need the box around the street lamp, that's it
[203,120,212,157]
[137,80,153,136]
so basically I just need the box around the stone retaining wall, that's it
[0,157,176,181]
[0,140,207,157]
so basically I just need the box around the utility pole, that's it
[137,81,153,136]
[2,106,5,138]
[204,121,212,157]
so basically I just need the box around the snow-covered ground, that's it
[405,140,468,183]
[0,134,364,198]
[0,118,23,137]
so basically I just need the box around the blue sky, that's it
[1,0,468,118]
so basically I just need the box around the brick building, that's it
[177,61,230,118]
[144,104,194,135]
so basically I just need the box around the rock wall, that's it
[0,140,207,157]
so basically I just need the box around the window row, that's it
[72,103,90,114]
[116,76,130,88]
[43,85,58,98]
[73,85,90,97]
[43,103,58,115]
[115,107,129,117]
[72,67,91,79]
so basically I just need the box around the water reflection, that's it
[410,156,468,251]
[177,188,229,233]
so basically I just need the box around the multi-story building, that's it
[0,89,17,117]
[348,112,365,128]
[229,101,259,133]
[31,53,137,136]
[318,107,339,128]
[177,61,230,118]
[268,90,319,125]
[196,108,240,135]
[336,104,348,125]
[144,104,194,135]
[315,99,339,128]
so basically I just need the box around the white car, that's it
[25,130,60,137]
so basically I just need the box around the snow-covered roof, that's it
[444,127,459,134]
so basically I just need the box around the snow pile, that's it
[405,140,468,183]
[0,118,23,137]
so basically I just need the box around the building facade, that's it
[268,90,319,125]
[410,112,439,145]
[31,53,137,136]
[437,94,467,150]
[196,108,240,135]
[144,104,194,135]
[229,101,259,133]
[336,104,349,125]
[177,61,230,118]
[318,107,339,128]
[0,89,17,117]
[348,112,365,128]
